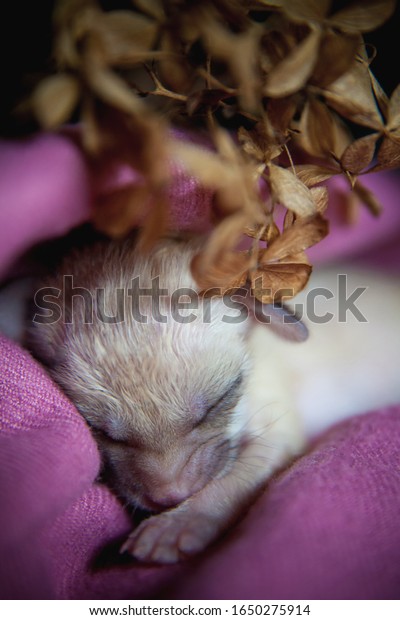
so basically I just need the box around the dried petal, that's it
[338,189,360,225]
[353,179,383,215]
[268,163,317,216]
[32,74,80,129]
[310,186,329,213]
[323,52,384,129]
[298,98,352,158]
[375,134,400,170]
[85,63,145,114]
[131,0,164,21]
[369,69,389,119]
[200,213,250,272]
[187,89,231,116]
[159,30,192,92]
[387,83,400,131]
[311,31,360,88]
[192,251,250,293]
[251,261,312,303]
[266,97,297,136]
[328,0,396,33]
[94,184,150,237]
[244,221,279,243]
[273,0,331,22]
[294,164,338,186]
[283,210,295,230]
[32,0,399,303]
[171,141,236,191]
[200,20,261,111]
[261,214,328,262]
[136,191,168,251]
[98,11,159,62]
[171,137,261,221]
[81,94,103,154]
[264,29,321,98]
[340,133,379,174]
[238,124,281,165]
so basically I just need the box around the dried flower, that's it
[29,0,398,301]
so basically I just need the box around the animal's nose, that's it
[144,488,191,510]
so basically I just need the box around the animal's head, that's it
[29,235,307,510]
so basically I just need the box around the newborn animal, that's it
[26,234,400,564]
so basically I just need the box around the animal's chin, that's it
[136,496,167,513]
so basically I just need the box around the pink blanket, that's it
[1,134,400,599]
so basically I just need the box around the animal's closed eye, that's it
[88,423,134,447]
[194,373,244,428]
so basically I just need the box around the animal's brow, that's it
[207,373,244,414]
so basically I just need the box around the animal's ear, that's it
[231,286,308,343]
[255,301,308,342]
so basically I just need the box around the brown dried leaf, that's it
[53,3,100,68]
[353,179,383,215]
[238,124,281,165]
[32,74,80,129]
[187,89,231,116]
[311,32,360,88]
[387,83,400,131]
[136,190,168,252]
[200,213,250,272]
[212,126,242,165]
[54,27,81,69]
[90,106,169,193]
[338,189,360,225]
[200,20,261,111]
[294,164,338,186]
[265,222,281,244]
[264,29,321,98]
[268,163,317,216]
[81,94,103,154]
[244,221,279,243]
[323,52,384,129]
[192,251,250,293]
[177,129,264,224]
[85,62,145,115]
[159,30,192,92]
[310,186,329,213]
[131,0,164,21]
[255,0,285,6]
[261,214,328,262]
[369,69,389,119]
[251,261,312,303]
[328,0,396,33]
[274,0,331,22]
[283,209,295,230]
[332,115,354,157]
[98,11,159,63]
[93,184,149,237]
[171,141,236,191]
[231,26,263,111]
[298,97,351,158]
[340,133,379,174]
[375,134,400,169]
[40,0,399,298]
[266,97,297,136]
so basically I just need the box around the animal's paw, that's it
[120,508,221,564]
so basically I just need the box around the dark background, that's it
[0,0,399,137]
